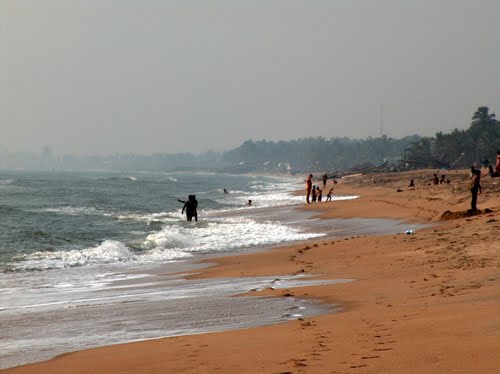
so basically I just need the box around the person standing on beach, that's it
[326,187,333,202]
[470,169,482,211]
[433,174,439,185]
[316,186,322,202]
[312,185,317,202]
[305,174,313,204]
[496,150,500,174]
[483,156,489,169]
[322,173,328,188]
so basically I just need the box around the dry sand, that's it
[4,169,500,373]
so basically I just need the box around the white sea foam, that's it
[0,179,14,186]
[143,217,324,256]
[15,240,134,270]
[112,211,182,223]
[11,214,320,270]
[38,206,104,216]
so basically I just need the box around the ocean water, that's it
[0,170,325,272]
[0,170,361,368]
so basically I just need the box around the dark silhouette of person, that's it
[409,179,415,188]
[191,195,198,221]
[470,169,482,211]
[496,150,500,175]
[311,185,317,202]
[305,174,313,204]
[488,165,499,177]
[433,174,439,185]
[439,175,446,184]
[247,199,252,206]
[224,188,228,194]
[316,186,322,202]
[482,157,489,168]
[180,195,198,222]
[322,173,328,188]
[326,187,333,202]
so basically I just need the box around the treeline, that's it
[2,107,497,173]
[405,107,500,169]
[223,106,499,173]
[222,135,420,173]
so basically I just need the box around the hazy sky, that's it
[1,0,499,155]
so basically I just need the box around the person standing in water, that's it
[179,195,198,222]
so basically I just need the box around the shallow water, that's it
[0,261,349,368]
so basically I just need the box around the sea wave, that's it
[0,179,15,185]
[143,217,324,255]
[12,240,134,271]
[38,206,105,216]
[8,215,324,271]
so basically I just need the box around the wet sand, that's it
[5,169,500,373]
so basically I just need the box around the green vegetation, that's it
[222,136,419,173]
[224,106,500,173]
[405,106,499,169]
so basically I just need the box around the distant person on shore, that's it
[180,195,198,222]
[247,199,252,206]
[224,188,228,194]
[316,186,322,202]
[322,173,328,188]
[470,169,482,212]
[326,187,333,202]
[408,179,415,188]
[305,174,313,204]
[312,185,317,202]
[496,150,500,174]
[469,165,476,179]
[433,174,439,185]
[483,157,489,169]
[439,175,446,184]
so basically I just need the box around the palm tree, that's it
[472,106,496,124]
[470,106,499,164]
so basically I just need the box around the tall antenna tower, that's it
[380,104,384,137]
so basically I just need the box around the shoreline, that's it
[5,169,500,373]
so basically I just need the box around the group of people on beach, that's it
[305,173,335,204]
[182,151,500,220]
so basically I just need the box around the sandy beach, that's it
[4,169,500,373]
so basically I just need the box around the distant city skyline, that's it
[2,0,499,155]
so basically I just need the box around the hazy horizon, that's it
[2,0,499,155]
